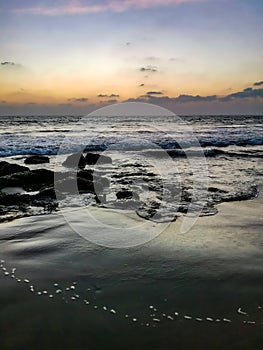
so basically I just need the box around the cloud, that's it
[176,94,217,102]
[97,93,120,98]
[243,88,252,92]
[220,88,263,102]
[134,94,217,103]
[1,61,21,67]
[254,81,263,87]
[68,97,89,102]
[140,65,157,72]
[124,87,263,105]
[1,61,15,66]
[146,91,163,95]
[14,0,206,16]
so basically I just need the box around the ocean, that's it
[0,114,263,219]
[0,114,263,350]
[1,115,263,156]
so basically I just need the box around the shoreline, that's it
[0,165,262,349]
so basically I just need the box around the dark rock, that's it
[112,171,155,179]
[24,155,50,164]
[116,190,139,200]
[31,169,54,183]
[77,169,93,182]
[77,178,94,193]
[0,192,31,206]
[0,169,54,191]
[62,152,86,168]
[208,187,228,193]
[0,172,30,189]
[121,162,144,168]
[116,179,133,185]
[35,187,57,199]
[0,161,29,176]
[85,153,112,165]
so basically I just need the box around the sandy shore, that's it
[0,186,263,350]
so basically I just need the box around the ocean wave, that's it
[1,144,263,158]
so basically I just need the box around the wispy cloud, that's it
[146,91,163,95]
[1,61,21,67]
[140,65,158,72]
[254,81,263,87]
[14,0,206,16]
[97,93,120,98]
[68,97,89,102]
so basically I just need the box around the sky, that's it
[0,0,263,115]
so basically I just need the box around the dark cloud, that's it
[126,87,263,105]
[126,42,131,46]
[137,94,217,103]
[176,94,217,103]
[97,93,119,98]
[1,61,16,66]
[220,88,263,102]
[1,61,21,67]
[68,97,89,102]
[139,65,157,73]
[1,100,6,104]
[146,91,163,95]
[254,81,263,87]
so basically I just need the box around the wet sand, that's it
[0,186,263,349]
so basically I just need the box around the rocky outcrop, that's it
[62,152,86,168]
[24,155,50,164]
[62,152,112,169]
[0,161,29,176]
[85,152,112,165]
[116,190,139,200]
[0,168,54,191]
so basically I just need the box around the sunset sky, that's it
[0,0,263,115]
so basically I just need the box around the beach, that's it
[1,0,263,348]
[0,181,262,349]
[0,114,263,349]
